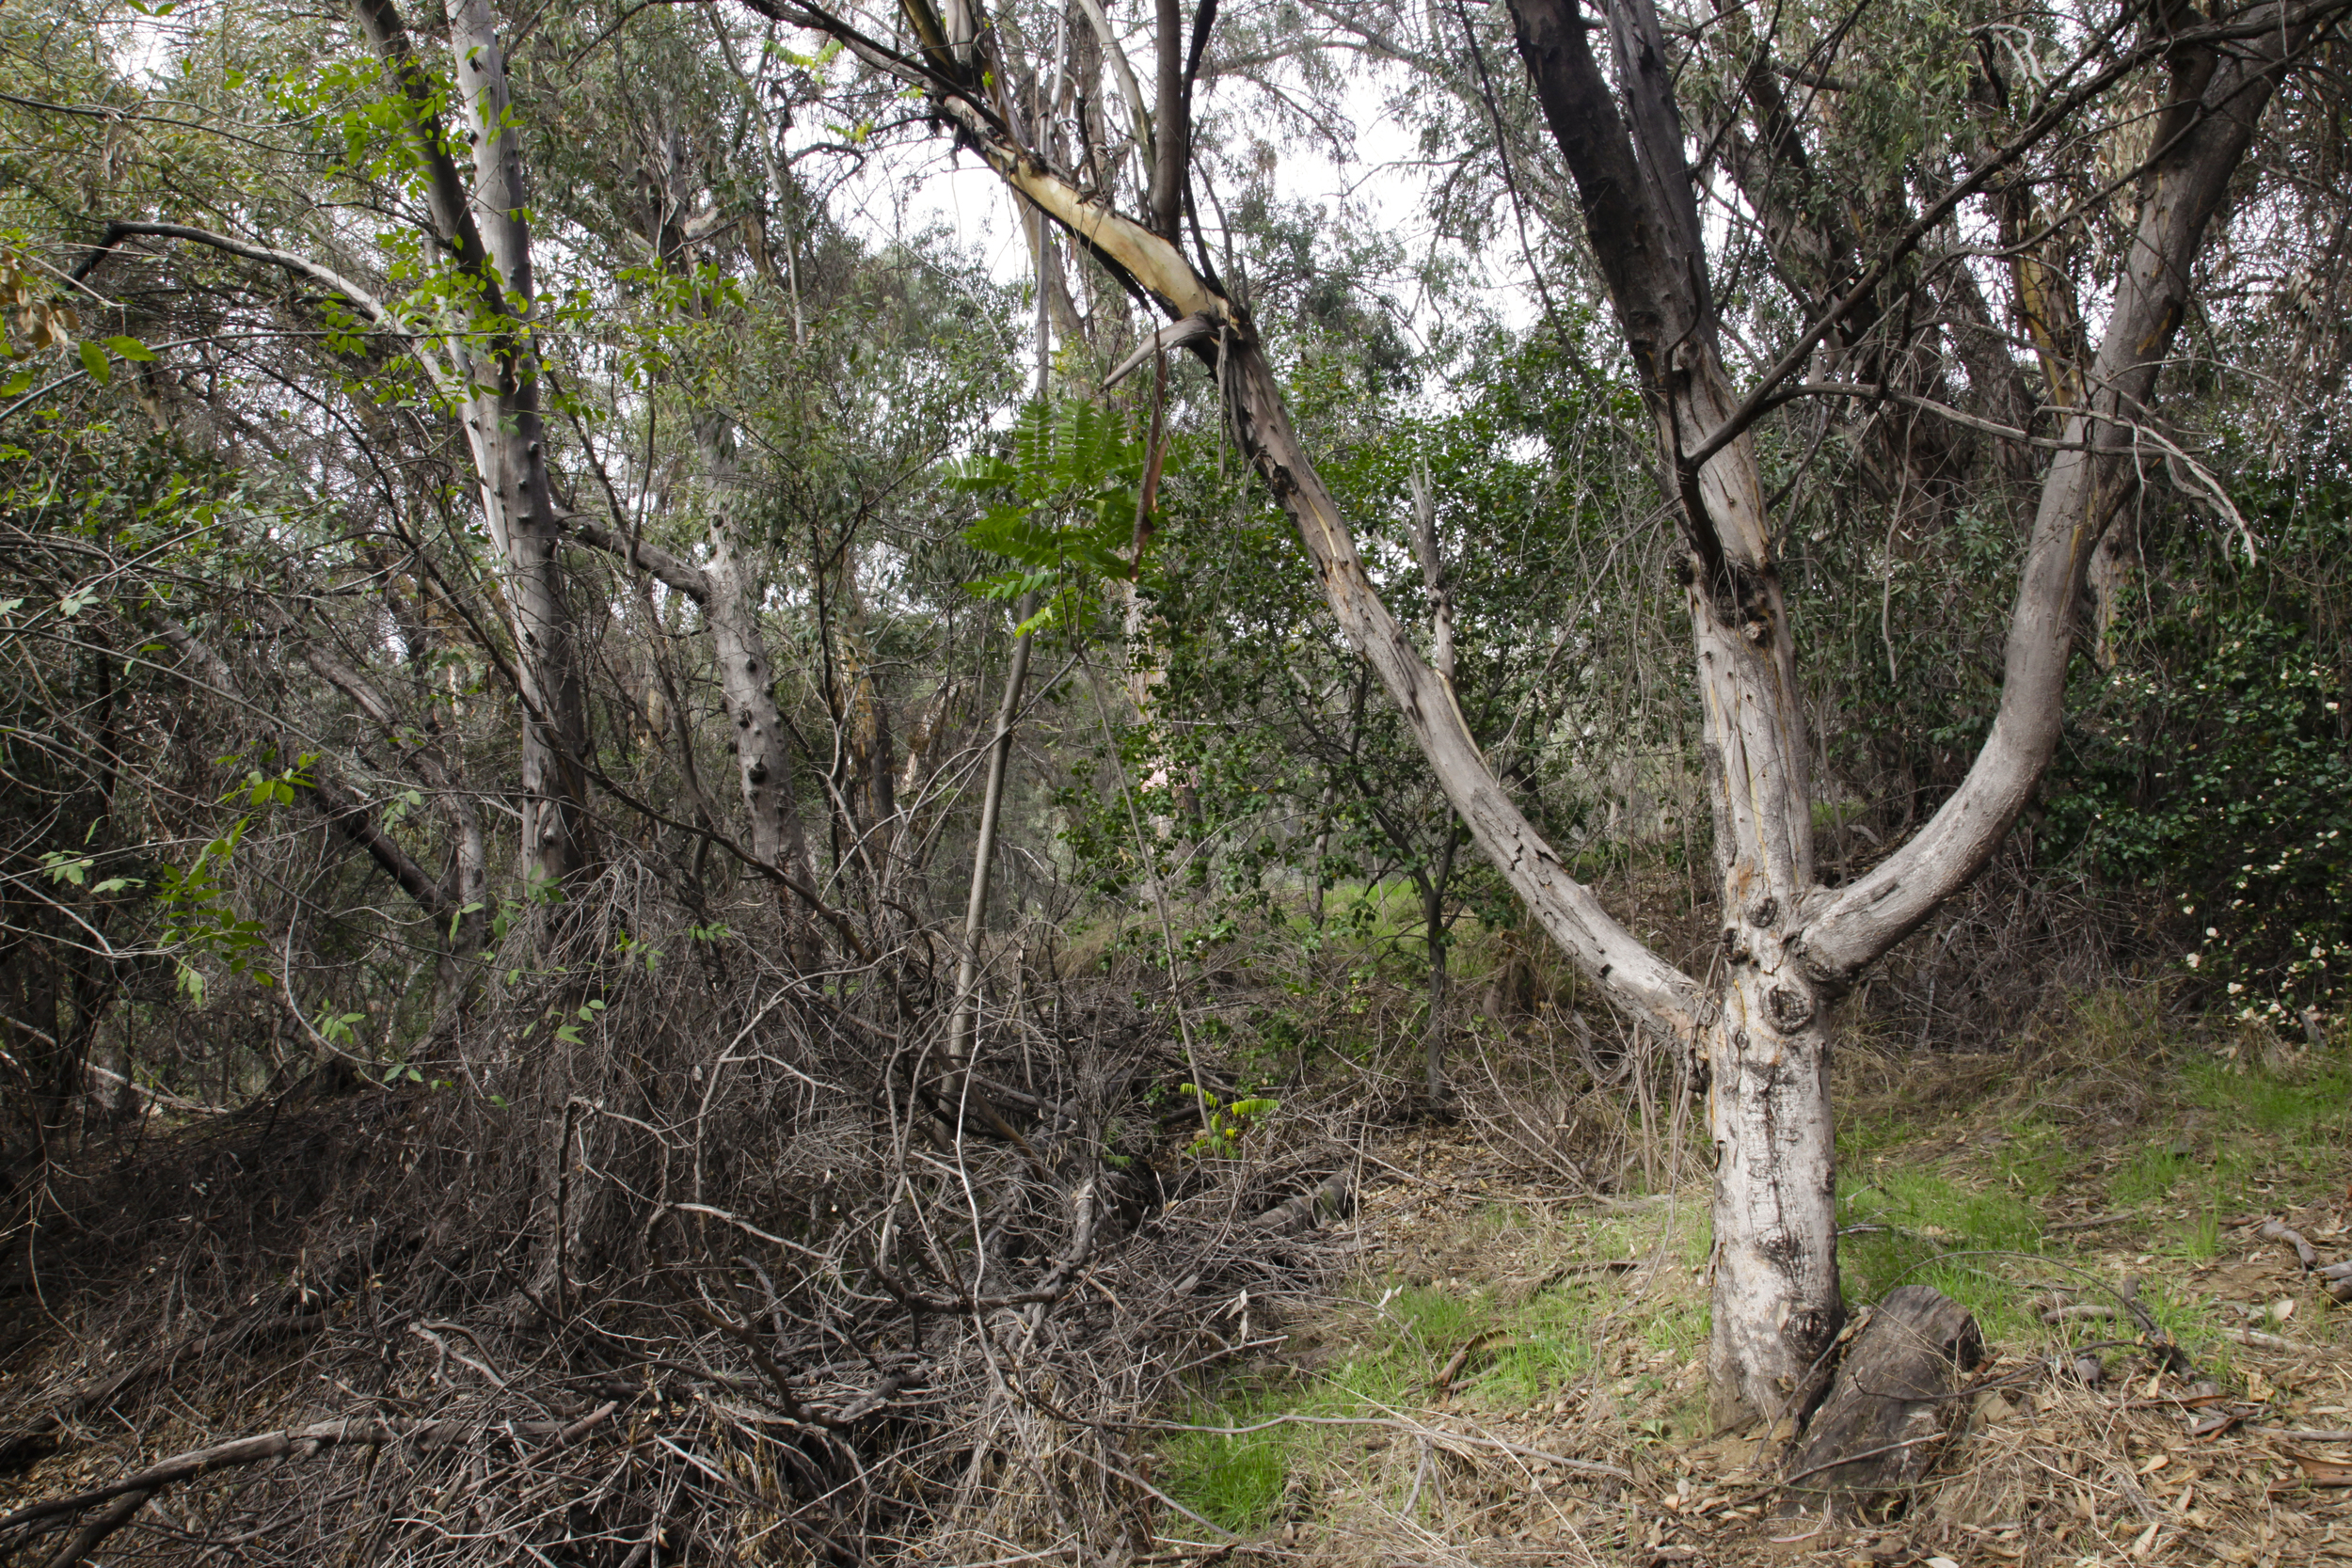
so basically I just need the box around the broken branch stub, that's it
[1783,1286,1983,1520]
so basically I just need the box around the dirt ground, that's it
[1151,1039,2352,1568]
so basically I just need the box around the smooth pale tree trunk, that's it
[1502,0,2304,1422]
[442,0,589,888]
[759,0,2300,1423]
[576,123,820,928]
[104,2,596,896]
[691,420,819,903]
[350,0,592,889]
[566,517,818,923]
[1418,832,1458,1104]
[946,615,1035,1068]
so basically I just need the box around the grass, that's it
[1158,1284,1473,1532]
[1158,1203,1712,1532]
[2184,1049,2352,1140]
[1836,1166,2052,1344]
[1158,987,2352,1540]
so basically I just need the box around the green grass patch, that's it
[1983,1118,2071,1199]
[1157,1282,1484,1532]
[2109,1143,2195,1206]
[1157,1208,1710,1532]
[1159,1397,1294,1532]
[1837,1168,2049,1343]
[2184,1049,2352,1141]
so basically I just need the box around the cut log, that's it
[1782,1286,1983,1521]
[1253,1173,1351,1235]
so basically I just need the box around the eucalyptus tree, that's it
[750,0,2352,1422]
[0,0,1033,1125]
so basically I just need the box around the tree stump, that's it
[1782,1285,1982,1521]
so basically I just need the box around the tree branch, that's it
[154,619,454,925]
[755,0,1703,1034]
[1794,0,2315,982]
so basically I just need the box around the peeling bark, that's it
[760,0,2303,1422]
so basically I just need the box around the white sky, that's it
[802,46,1537,352]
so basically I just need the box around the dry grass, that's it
[1144,999,2352,1568]
[3,953,2344,1567]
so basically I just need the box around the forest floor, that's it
[1152,995,2352,1568]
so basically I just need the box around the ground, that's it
[1152,996,2352,1567]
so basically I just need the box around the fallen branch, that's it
[1435,1330,1504,1392]
[1253,1172,1350,1235]
[2041,1304,2119,1323]
[0,1402,622,1560]
[0,1311,330,1468]
[0,1418,421,1547]
[2261,1219,2320,1271]
[1540,1260,1643,1281]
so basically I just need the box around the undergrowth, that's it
[1160,984,2352,1539]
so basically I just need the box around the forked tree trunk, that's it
[1500,0,1843,1418]
[1501,0,2299,1423]
[567,510,819,930]
[761,0,2303,1422]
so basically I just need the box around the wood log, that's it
[1782,1286,1982,1520]
[1253,1173,1350,1236]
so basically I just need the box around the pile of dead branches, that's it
[0,878,1361,1566]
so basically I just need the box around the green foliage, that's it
[151,757,318,999]
[1176,1083,1279,1158]
[2051,467,2352,1025]
[948,397,1167,634]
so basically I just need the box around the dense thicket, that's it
[0,0,2346,1553]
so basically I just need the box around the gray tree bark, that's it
[352,0,592,889]
[565,517,818,918]
[1506,0,2305,1422]
[758,0,2304,1422]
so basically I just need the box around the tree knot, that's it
[1766,982,1816,1033]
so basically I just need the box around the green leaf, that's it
[77,340,110,386]
[103,335,157,362]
